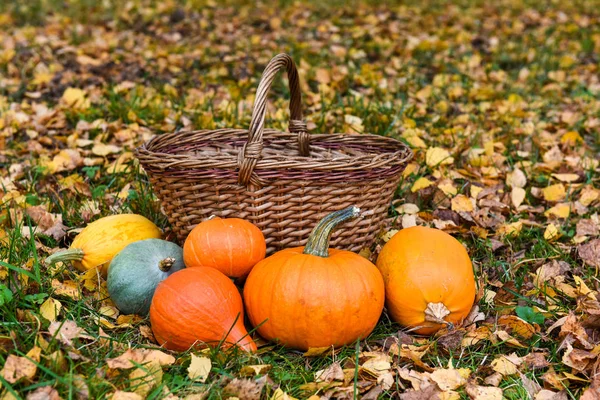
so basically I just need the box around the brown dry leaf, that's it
[92,143,121,157]
[576,219,599,237]
[559,313,594,349]
[535,389,568,400]
[578,239,600,268]
[25,386,61,400]
[398,383,442,400]
[483,372,503,387]
[465,383,503,400]
[39,297,62,322]
[106,348,176,369]
[551,173,579,183]
[48,321,92,347]
[520,372,542,399]
[139,325,155,343]
[25,206,68,240]
[315,362,344,383]
[398,367,433,391]
[581,378,600,400]
[524,352,550,370]
[187,354,211,383]
[1,347,41,384]
[223,378,265,400]
[561,344,596,372]
[51,279,81,300]
[129,360,162,398]
[506,168,527,188]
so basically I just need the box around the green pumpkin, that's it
[107,238,185,316]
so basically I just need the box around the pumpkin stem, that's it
[158,257,175,272]
[45,248,85,265]
[424,302,453,329]
[303,206,361,257]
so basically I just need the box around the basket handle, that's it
[238,53,309,185]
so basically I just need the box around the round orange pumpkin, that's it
[183,217,266,279]
[149,267,257,352]
[376,226,476,335]
[243,206,385,351]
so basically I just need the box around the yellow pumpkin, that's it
[376,226,476,335]
[45,214,162,276]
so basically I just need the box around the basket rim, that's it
[136,128,413,173]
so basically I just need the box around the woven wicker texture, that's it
[136,53,413,254]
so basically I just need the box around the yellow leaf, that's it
[61,88,90,109]
[403,163,419,178]
[544,224,560,241]
[430,368,466,391]
[497,221,523,236]
[303,347,331,357]
[511,187,526,208]
[129,360,162,398]
[188,354,211,383]
[39,298,62,322]
[544,203,570,219]
[411,177,434,192]
[560,131,583,145]
[426,147,454,168]
[270,388,298,400]
[491,353,522,375]
[579,187,599,206]
[438,182,457,196]
[51,279,81,300]
[451,194,474,212]
[239,364,272,377]
[470,185,484,199]
[542,184,566,202]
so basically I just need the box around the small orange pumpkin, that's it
[183,217,266,279]
[376,226,476,335]
[149,267,257,352]
[243,206,385,351]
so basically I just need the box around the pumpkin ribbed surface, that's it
[244,247,384,350]
[149,267,256,352]
[183,217,266,279]
[376,226,476,335]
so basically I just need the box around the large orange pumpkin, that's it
[243,206,385,351]
[149,267,257,352]
[183,217,266,279]
[376,226,476,335]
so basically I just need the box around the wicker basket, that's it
[135,53,412,254]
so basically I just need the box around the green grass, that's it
[1,0,600,398]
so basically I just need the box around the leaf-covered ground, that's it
[1,0,600,399]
